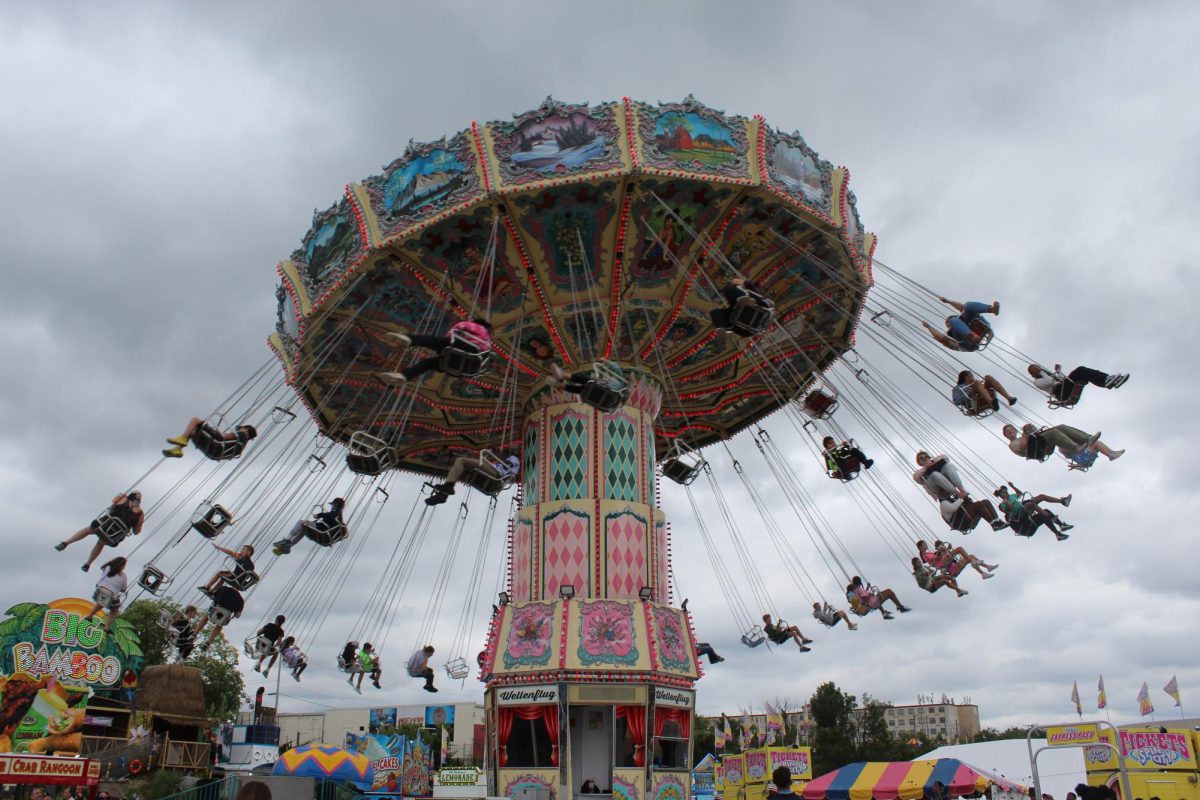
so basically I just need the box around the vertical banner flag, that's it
[440,725,448,762]
[1138,682,1154,717]
[716,717,730,752]
[1071,682,1082,716]
[739,714,751,750]
[1164,676,1181,707]
[766,711,783,745]
[1097,676,1107,709]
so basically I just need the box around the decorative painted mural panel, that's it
[542,505,592,600]
[487,97,623,187]
[362,133,483,241]
[576,599,639,667]
[603,413,640,501]
[635,96,752,181]
[549,410,591,501]
[604,508,649,597]
[501,601,557,669]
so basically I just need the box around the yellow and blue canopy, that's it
[273,744,372,785]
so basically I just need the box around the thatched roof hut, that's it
[136,664,210,727]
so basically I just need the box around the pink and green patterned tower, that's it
[482,369,699,800]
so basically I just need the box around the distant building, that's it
[272,702,485,764]
[699,694,981,746]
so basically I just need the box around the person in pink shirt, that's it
[377,318,492,386]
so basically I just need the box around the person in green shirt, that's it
[353,642,382,693]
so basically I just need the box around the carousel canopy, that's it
[802,758,1025,800]
[269,95,874,477]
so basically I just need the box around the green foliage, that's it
[129,768,184,800]
[122,599,180,667]
[810,682,858,776]
[192,637,244,723]
[693,716,715,758]
[855,697,895,762]
[974,725,1031,742]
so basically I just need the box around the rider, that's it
[952,370,1017,416]
[761,613,813,652]
[847,576,910,618]
[273,498,346,555]
[911,557,968,597]
[917,540,997,579]
[199,543,255,595]
[694,642,725,665]
[922,297,1000,352]
[194,584,245,651]
[280,636,308,681]
[57,491,145,572]
[353,642,382,693]
[427,453,519,505]
[377,318,493,386]
[163,418,258,459]
[406,645,438,693]
[939,494,1007,532]
[171,606,198,660]
[993,483,1073,541]
[1002,424,1124,464]
[83,557,129,634]
[1027,363,1128,406]
[550,359,628,395]
[710,277,771,332]
[253,615,287,677]
[812,601,858,631]
[822,437,873,480]
[912,451,968,501]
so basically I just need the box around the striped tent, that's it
[802,758,1025,800]
[272,743,372,787]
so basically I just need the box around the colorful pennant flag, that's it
[716,717,731,752]
[1164,676,1182,707]
[440,725,449,762]
[1097,676,1107,709]
[1137,682,1155,717]
[1071,682,1082,716]
[766,711,783,745]
[739,714,752,750]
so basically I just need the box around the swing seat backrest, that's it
[192,428,244,461]
[346,431,395,475]
[579,380,630,413]
[208,606,235,628]
[95,513,131,547]
[229,570,259,591]
[439,328,492,378]
[800,388,839,420]
[244,636,276,657]
[139,566,170,595]
[155,608,175,630]
[968,318,994,351]
[92,586,120,607]
[728,293,774,337]
[740,625,766,648]
[444,657,470,680]
[337,654,361,674]
[303,520,348,547]
[191,504,232,539]
[662,457,702,485]
[463,450,515,496]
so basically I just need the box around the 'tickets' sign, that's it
[0,599,143,754]
[1084,729,1198,771]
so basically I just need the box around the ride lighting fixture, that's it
[559,585,576,599]
[498,591,510,606]
[638,587,653,601]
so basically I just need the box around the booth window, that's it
[652,707,690,770]
[615,705,646,767]
[498,706,559,767]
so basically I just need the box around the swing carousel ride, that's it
[55,96,1127,799]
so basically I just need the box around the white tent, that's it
[919,739,1086,800]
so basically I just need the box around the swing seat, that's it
[155,608,175,630]
[337,654,361,674]
[728,293,775,337]
[799,387,839,420]
[94,513,131,547]
[959,400,996,419]
[827,465,860,482]
[192,427,245,461]
[346,431,395,476]
[578,380,630,413]
[191,503,233,539]
[92,586,121,608]
[968,317,994,351]
[661,441,706,485]
[444,657,471,680]
[138,566,171,595]
[227,570,259,591]
[244,635,277,657]
[303,520,348,547]
[208,606,235,627]
[439,328,492,378]
[740,625,766,648]
[462,450,515,497]
[1067,450,1097,472]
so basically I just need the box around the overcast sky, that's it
[3,1,1199,735]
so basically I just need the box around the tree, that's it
[123,599,245,722]
[810,682,857,776]
[693,715,716,757]
[855,695,895,761]
[974,725,1032,742]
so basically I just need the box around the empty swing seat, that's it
[192,427,245,461]
[728,294,775,337]
[303,521,348,547]
[439,328,491,378]
[94,513,131,548]
[138,566,171,595]
[799,388,839,420]
[740,625,766,648]
[444,657,471,680]
[191,503,233,539]
[346,431,394,476]
[661,442,705,486]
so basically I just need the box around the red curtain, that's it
[617,706,647,766]
[654,708,691,740]
[498,706,559,767]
